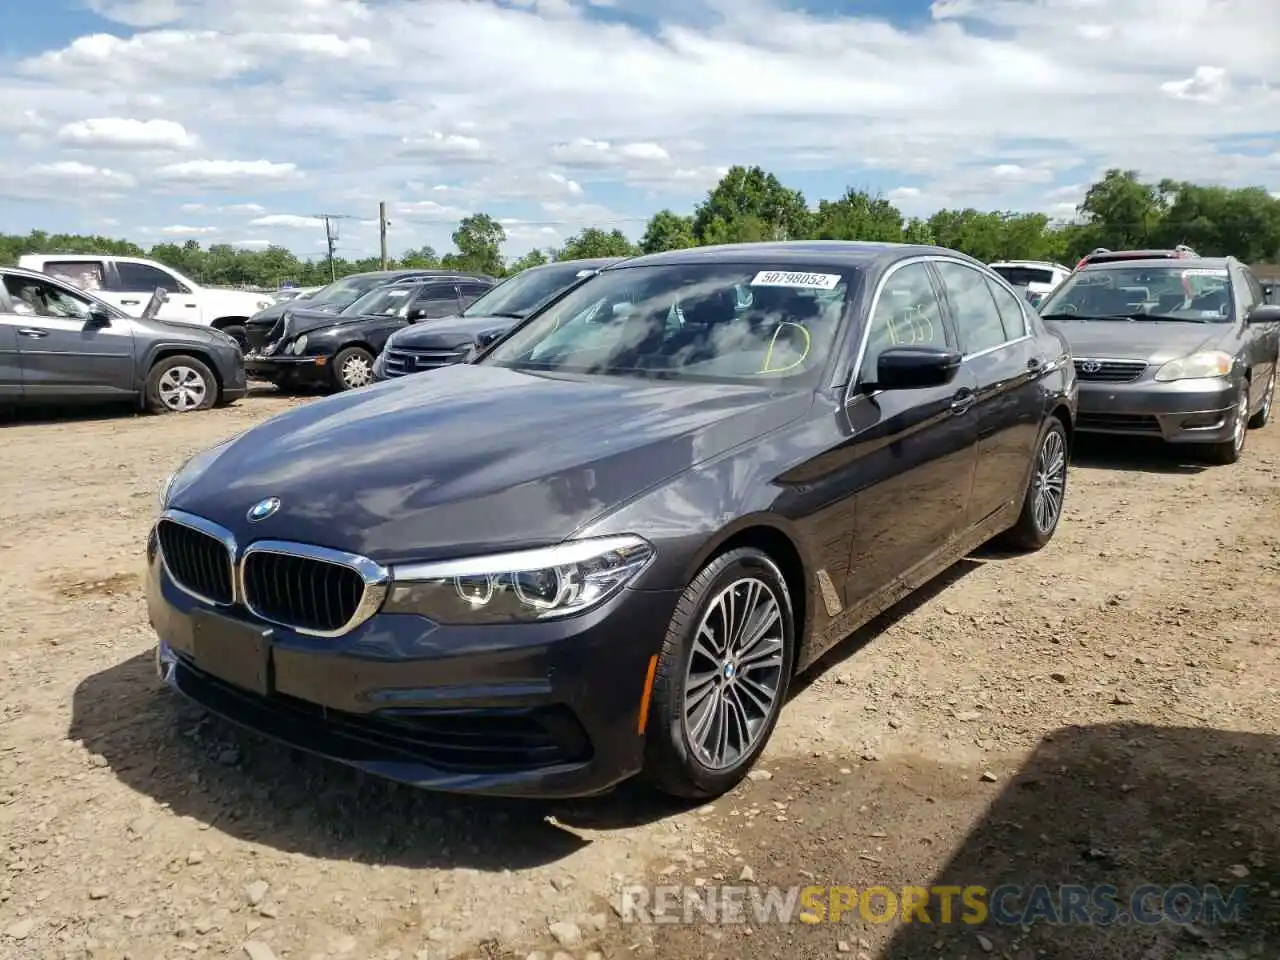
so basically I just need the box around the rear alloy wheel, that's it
[643,547,796,799]
[145,355,218,414]
[333,346,375,391]
[1205,383,1250,465]
[1248,368,1274,429]
[218,323,248,351]
[998,416,1069,551]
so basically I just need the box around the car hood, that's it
[168,363,811,564]
[279,308,392,337]
[249,299,344,325]
[1044,318,1227,363]
[131,315,223,344]
[388,313,519,349]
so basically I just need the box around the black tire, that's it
[1248,368,1274,429]
[1203,381,1250,465]
[998,415,1069,551]
[217,323,248,351]
[332,346,376,391]
[643,547,797,800]
[144,355,219,414]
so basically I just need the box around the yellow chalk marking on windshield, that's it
[759,322,811,374]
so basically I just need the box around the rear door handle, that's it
[120,299,141,305]
[18,328,48,338]
[950,391,975,415]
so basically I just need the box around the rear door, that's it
[1,273,136,398]
[108,261,202,324]
[0,284,23,400]
[842,258,979,611]
[932,259,1044,526]
[1240,266,1279,410]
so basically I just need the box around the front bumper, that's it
[1075,377,1239,443]
[145,534,678,798]
[243,352,333,385]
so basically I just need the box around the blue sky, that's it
[2,0,1278,262]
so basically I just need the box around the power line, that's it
[311,212,357,281]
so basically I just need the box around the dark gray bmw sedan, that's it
[147,241,1076,800]
[1039,257,1279,463]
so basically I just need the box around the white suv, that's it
[988,260,1072,302]
[16,254,273,348]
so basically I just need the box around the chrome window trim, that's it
[844,254,1040,407]
[156,509,239,608]
[239,540,390,638]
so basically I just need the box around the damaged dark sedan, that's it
[148,241,1076,800]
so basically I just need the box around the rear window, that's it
[992,266,1055,286]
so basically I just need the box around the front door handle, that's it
[17,328,48,338]
[950,391,975,415]
[185,303,198,308]
[120,298,141,305]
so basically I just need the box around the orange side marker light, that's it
[636,655,659,735]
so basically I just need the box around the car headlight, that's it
[383,536,655,624]
[288,334,308,355]
[1153,350,1234,382]
[158,470,178,509]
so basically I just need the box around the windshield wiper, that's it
[1042,312,1143,322]
[1128,313,1211,323]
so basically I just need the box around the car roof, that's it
[350,269,490,280]
[0,265,56,281]
[990,260,1070,270]
[1081,256,1232,271]
[617,240,981,271]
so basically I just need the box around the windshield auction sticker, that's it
[751,271,841,290]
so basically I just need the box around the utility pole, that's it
[313,213,355,282]
[379,201,388,270]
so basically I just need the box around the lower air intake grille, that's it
[157,519,234,605]
[241,549,367,634]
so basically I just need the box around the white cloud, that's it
[248,214,324,229]
[57,117,197,150]
[181,201,265,214]
[157,223,218,234]
[154,158,300,188]
[4,0,1280,253]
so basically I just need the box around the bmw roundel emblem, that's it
[247,497,281,522]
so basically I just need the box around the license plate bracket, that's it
[191,610,273,696]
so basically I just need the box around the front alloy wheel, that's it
[1248,368,1274,429]
[999,416,1069,550]
[1205,383,1250,465]
[145,355,218,414]
[333,346,375,391]
[643,547,796,799]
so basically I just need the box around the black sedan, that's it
[1038,257,1279,463]
[373,256,626,380]
[147,241,1076,800]
[244,274,497,390]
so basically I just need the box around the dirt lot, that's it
[2,394,1279,960]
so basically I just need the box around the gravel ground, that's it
[1,393,1278,960]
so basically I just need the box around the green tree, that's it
[692,165,810,244]
[556,227,637,260]
[443,213,506,276]
[509,248,551,272]
[1077,169,1165,250]
[811,189,904,242]
[639,210,696,253]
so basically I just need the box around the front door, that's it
[842,259,979,611]
[932,260,1044,525]
[109,260,203,324]
[1,274,135,398]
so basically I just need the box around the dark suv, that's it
[1,267,246,413]
[244,269,494,352]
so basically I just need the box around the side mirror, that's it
[86,305,113,327]
[1247,304,1280,324]
[871,346,963,390]
[406,306,428,322]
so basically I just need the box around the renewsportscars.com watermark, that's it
[618,884,1250,927]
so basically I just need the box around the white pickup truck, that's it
[16,254,274,347]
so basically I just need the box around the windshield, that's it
[1039,265,1233,323]
[482,263,852,384]
[992,265,1055,286]
[463,262,601,318]
[311,274,392,308]
[346,285,415,317]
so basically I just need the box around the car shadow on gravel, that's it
[69,651,689,870]
[1071,434,1210,475]
[555,724,1280,960]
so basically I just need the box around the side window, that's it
[459,281,491,300]
[3,275,94,320]
[859,262,947,384]
[43,260,106,292]
[935,261,1010,354]
[115,261,189,294]
[1243,269,1265,308]
[412,283,461,319]
[984,277,1029,339]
